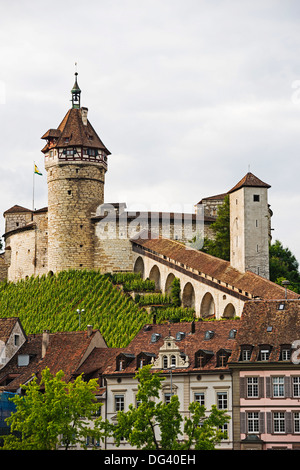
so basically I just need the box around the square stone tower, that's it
[228,172,271,280]
[41,73,110,273]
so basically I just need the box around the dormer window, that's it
[280,345,291,361]
[116,353,135,371]
[258,345,271,361]
[204,330,214,340]
[64,137,70,143]
[195,349,213,368]
[216,349,231,367]
[240,345,253,361]
[163,355,168,369]
[136,352,156,369]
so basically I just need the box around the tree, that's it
[171,277,181,307]
[201,195,230,261]
[113,365,229,450]
[269,239,300,293]
[2,367,110,450]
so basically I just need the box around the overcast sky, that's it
[1,0,300,262]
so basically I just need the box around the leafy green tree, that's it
[201,195,230,261]
[113,365,229,450]
[171,277,181,307]
[269,239,300,293]
[2,367,110,450]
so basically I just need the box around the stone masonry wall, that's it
[47,163,105,273]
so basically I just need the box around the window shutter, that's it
[240,412,246,434]
[285,412,293,434]
[285,376,292,398]
[266,412,272,434]
[240,377,246,398]
[259,377,264,398]
[266,376,271,398]
[259,412,265,433]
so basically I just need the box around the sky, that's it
[1,0,300,261]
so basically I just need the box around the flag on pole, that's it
[34,164,42,176]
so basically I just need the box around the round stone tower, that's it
[41,73,110,273]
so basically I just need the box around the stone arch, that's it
[149,265,161,291]
[223,303,236,318]
[165,273,175,295]
[134,256,145,278]
[182,282,195,309]
[200,292,215,318]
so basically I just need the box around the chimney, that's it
[81,107,88,126]
[87,325,93,337]
[42,330,50,358]
[191,321,195,334]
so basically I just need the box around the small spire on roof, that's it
[71,63,81,109]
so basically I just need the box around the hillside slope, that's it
[0,270,195,347]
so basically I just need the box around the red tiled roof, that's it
[41,107,110,154]
[227,172,271,194]
[229,300,300,363]
[0,318,24,344]
[0,329,104,391]
[131,236,298,301]
[3,205,32,215]
[102,320,240,376]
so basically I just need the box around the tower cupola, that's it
[40,72,110,274]
[71,72,81,108]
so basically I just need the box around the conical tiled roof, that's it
[227,172,271,194]
[41,107,110,154]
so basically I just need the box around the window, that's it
[253,194,260,202]
[14,334,20,346]
[258,346,271,361]
[219,423,228,439]
[241,347,252,361]
[194,392,205,406]
[216,349,231,367]
[195,350,213,368]
[163,356,168,369]
[248,412,259,433]
[293,377,300,397]
[280,347,291,361]
[273,412,285,433]
[164,393,172,404]
[273,377,285,397]
[114,395,124,412]
[294,412,300,433]
[171,355,176,367]
[217,392,227,410]
[247,377,259,398]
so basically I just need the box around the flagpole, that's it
[32,161,35,211]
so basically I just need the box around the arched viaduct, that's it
[130,236,297,320]
[132,248,245,320]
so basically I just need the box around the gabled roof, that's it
[229,300,300,363]
[131,236,298,301]
[0,318,26,344]
[41,107,111,154]
[3,205,32,216]
[227,172,271,194]
[102,320,240,375]
[0,329,106,392]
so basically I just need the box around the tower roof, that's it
[41,107,110,154]
[227,172,271,194]
[41,72,110,155]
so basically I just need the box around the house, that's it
[102,319,240,450]
[0,318,26,369]
[229,299,300,450]
[0,325,107,393]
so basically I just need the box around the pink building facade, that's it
[229,299,300,450]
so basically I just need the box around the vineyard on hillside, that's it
[0,270,196,348]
